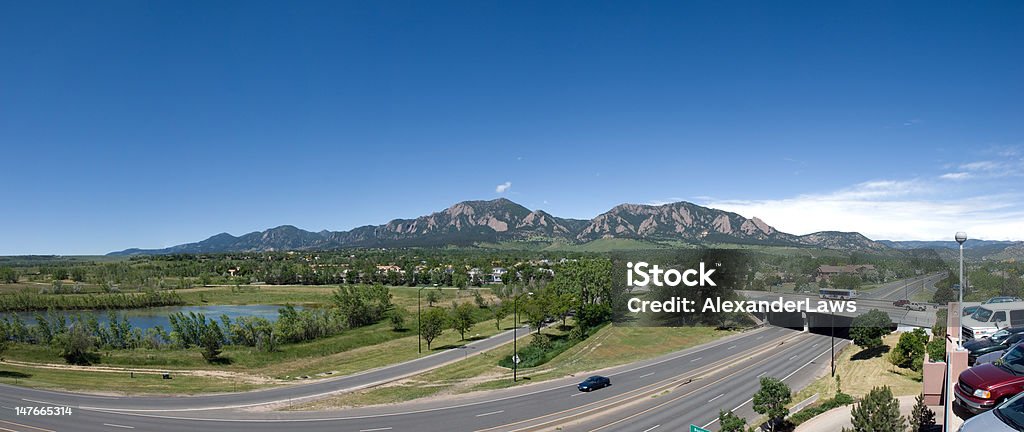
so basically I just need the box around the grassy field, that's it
[791,332,922,405]
[293,325,735,410]
[0,363,267,395]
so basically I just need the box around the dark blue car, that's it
[577,375,611,392]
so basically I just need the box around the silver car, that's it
[959,390,1024,431]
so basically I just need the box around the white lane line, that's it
[103,424,135,429]
[642,425,661,432]
[359,428,392,432]
[690,357,703,363]
[708,393,724,403]
[727,345,736,350]
[789,355,798,361]
[638,372,655,378]
[757,371,767,377]
[812,343,819,348]
[756,335,764,339]
[0,406,10,410]
[571,392,587,397]
[51,327,779,416]
[475,410,504,417]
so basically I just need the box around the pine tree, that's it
[909,393,935,432]
[847,386,906,432]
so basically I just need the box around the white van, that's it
[962,301,1024,340]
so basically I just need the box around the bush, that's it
[788,392,855,425]
[890,328,928,371]
[926,336,946,363]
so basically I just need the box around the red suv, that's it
[956,342,1024,414]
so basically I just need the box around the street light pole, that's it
[831,310,835,377]
[956,232,967,350]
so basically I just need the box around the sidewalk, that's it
[795,395,946,432]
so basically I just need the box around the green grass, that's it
[0,363,266,395]
[0,287,504,394]
[293,324,735,410]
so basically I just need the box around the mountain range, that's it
[107,198,1006,255]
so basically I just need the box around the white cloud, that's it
[961,161,1003,171]
[495,182,512,193]
[701,180,1024,241]
[940,172,971,180]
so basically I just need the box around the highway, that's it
[0,326,822,432]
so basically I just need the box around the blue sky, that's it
[2,1,1022,254]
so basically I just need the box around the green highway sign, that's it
[690,426,711,432]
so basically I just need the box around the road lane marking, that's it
[104,424,135,429]
[56,327,779,416]
[638,372,654,378]
[710,339,851,429]
[690,357,702,362]
[812,343,819,348]
[582,333,814,432]
[0,420,55,432]
[708,394,724,403]
[359,428,393,432]
[641,426,660,432]
[756,371,767,377]
[571,392,587,397]
[35,329,793,428]
[727,345,736,350]
[476,410,505,417]
[789,355,798,361]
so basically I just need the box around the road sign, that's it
[690,425,710,432]
[513,355,521,364]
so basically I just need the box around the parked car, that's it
[577,375,611,392]
[986,297,1024,304]
[958,390,1024,431]
[962,302,1024,340]
[894,299,910,308]
[966,327,1024,365]
[906,302,927,311]
[955,342,1024,414]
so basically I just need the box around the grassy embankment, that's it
[293,324,735,410]
[0,285,506,394]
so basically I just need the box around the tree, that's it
[850,309,893,351]
[420,307,447,350]
[909,393,935,432]
[752,376,791,432]
[426,290,439,307]
[58,323,96,365]
[0,267,17,284]
[718,410,747,432]
[845,386,906,432]
[200,322,224,362]
[473,289,487,308]
[890,328,928,371]
[450,302,476,340]
[492,302,508,330]
[389,308,408,331]
[832,273,863,291]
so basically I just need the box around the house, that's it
[376,265,403,274]
[490,267,508,283]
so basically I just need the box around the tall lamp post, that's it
[956,232,967,350]
[513,291,533,382]
[417,286,427,354]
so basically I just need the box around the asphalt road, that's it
[0,326,813,432]
[0,323,537,413]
